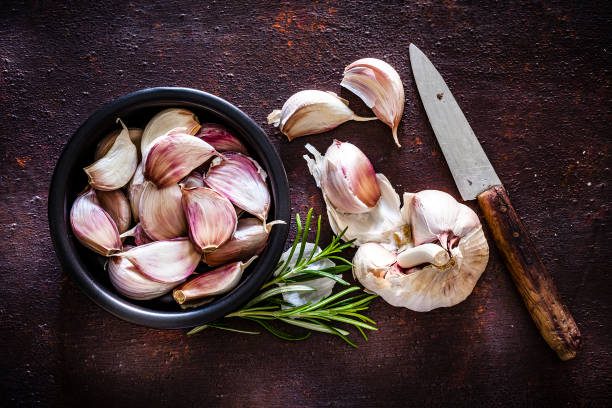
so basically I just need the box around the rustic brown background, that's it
[1,0,611,406]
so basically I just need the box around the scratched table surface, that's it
[1,1,611,406]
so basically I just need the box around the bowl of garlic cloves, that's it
[48,87,290,329]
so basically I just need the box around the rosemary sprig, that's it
[187,209,378,347]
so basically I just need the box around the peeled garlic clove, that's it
[401,190,481,248]
[304,144,409,250]
[204,153,270,222]
[341,58,405,147]
[109,256,179,300]
[275,243,338,307]
[139,181,187,240]
[320,140,381,213]
[196,123,248,154]
[127,162,145,222]
[120,223,154,246]
[144,132,221,188]
[180,171,204,188]
[70,188,121,256]
[95,128,143,160]
[116,238,200,283]
[140,108,201,157]
[84,119,138,190]
[96,189,131,234]
[203,218,284,266]
[267,90,377,141]
[173,257,256,304]
[181,186,237,253]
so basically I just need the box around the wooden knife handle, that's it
[477,185,582,360]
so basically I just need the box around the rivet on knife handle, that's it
[477,185,582,360]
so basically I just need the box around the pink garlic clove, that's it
[196,123,248,154]
[139,181,187,240]
[96,189,132,234]
[108,256,179,300]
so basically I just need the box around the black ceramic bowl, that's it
[48,87,290,329]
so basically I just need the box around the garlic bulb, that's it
[95,128,143,160]
[341,58,405,147]
[275,243,338,307]
[139,181,187,240]
[267,90,377,141]
[144,132,221,188]
[181,186,237,253]
[140,108,201,157]
[196,123,248,154]
[304,143,409,250]
[204,153,270,222]
[115,238,200,283]
[173,257,256,304]
[127,162,145,222]
[96,189,131,234]
[120,223,154,246]
[109,256,179,300]
[203,218,284,266]
[84,119,138,190]
[70,188,121,256]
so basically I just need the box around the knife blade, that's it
[409,43,582,360]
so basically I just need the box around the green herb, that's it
[187,209,378,347]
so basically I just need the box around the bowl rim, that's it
[48,87,290,329]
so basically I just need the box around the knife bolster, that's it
[477,185,582,360]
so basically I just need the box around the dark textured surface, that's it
[1,1,610,406]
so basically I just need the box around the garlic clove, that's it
[95,128,143,161]
[144,132,222,188]
[115,238,200,283]
[304,144,409,250]
[120,223,154,246]
[203,218,285,266]
[127,162,145,222]
[275,243,338,307]
[321,140,381,213]
[70,188,122,256]
[140,108,201,158]
[204,153,270,222]
[84,119,138,190]
[108,256,179,300]
[196,123,248,154]
[401,190,481,248]
[96,189,132,234]
[139,181,187,240]
[173,257,256,304]
[180,171,204,189]
[397,243,450,269]
[267,90,377,141]
[180,186,237,253]
[341,58,405,147]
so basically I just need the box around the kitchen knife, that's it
[409,43,582,360]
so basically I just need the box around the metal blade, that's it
[409,44,501,201]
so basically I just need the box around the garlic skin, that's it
[95,128,143,160]
[341,58,405,147]
[139,181,187,240]
[70,188,121,256]
[401,190,481,249]
[116,238,200,283]
[320,140,381,213]
[181,186,237,253]
[96,189,131,234]
[267,90,377,141]
[173,257,256,304]
[140,108,201,157]
[304,144,409,250]
[84,119,138,191]
[204,153,270,222]
[120,223,154,246]
[127,162,145,222]
[180,171,204,189]
[196,123,248,154]
[144,132,221,188]
[109,256,179,300]
[203,218,284,266]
